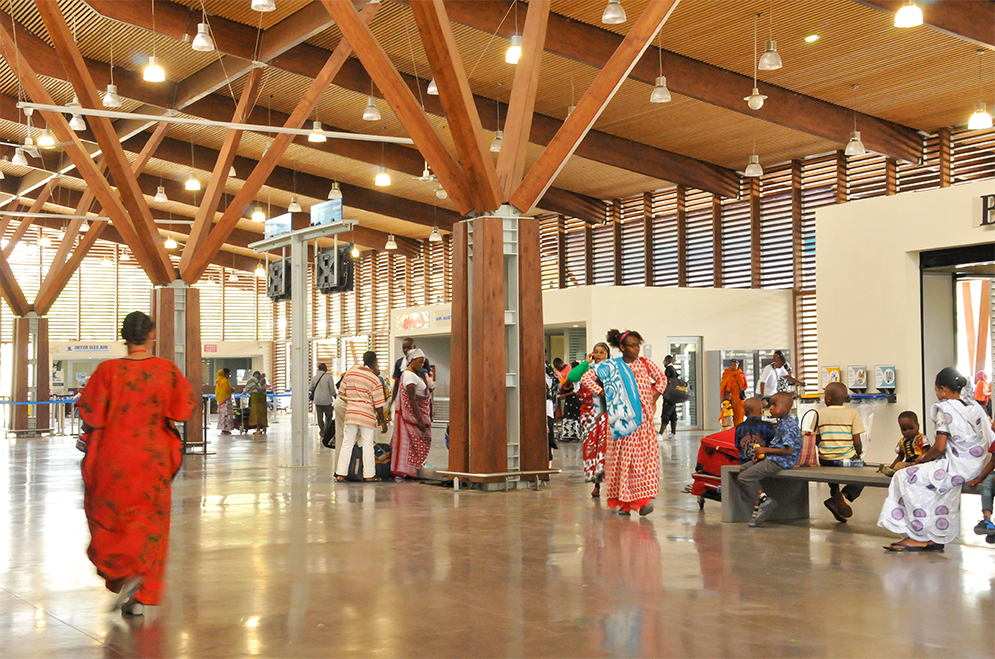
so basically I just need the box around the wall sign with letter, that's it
[979,194,995,227]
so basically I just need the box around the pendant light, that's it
[252,205,266,222]
[363,92,381,121]
[121,250,130,261]
[37,129,57,147]
[602,0,626,25]
[229,165,237,178]
[252,0,276,11]
[894,0,923,28]
[191,17,215,52]
[427,78,439,95]
[69,113,86,131]
[144,2,165,82]
[351,245,360,258]
[228,268,239,282]
[255,262,266,277]
[844,87,866,156]
[744,119,763,177]
[11,148,28,167]
[101,255,112,266]
[649,31,671,103]
[154,184,168,202]
[435,187,448,200]
[308,120,327,142]
[39,235,51,248]
[757,0,782,71]
[328,181,343,200]
[490,83,503,153]
[288,196,303,213]
[968,49,993,130]
[566,105,576,118]
[104,40,122,107]
[80,219,90,233]
[744,14,768,110]
[506,4,522,64]
[164,236,177,249]
[185,173,201,191]
[429,227,442,242]
[384,234,398,250]
[375,167,391,186]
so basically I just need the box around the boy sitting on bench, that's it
[807,382,866,523]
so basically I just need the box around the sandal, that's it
[591,485,601,497]
[335,475,346,483]
[884,539,927,552]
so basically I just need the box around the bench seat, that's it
[720,464,982,523]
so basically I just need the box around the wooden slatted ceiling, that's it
[173,0,311,31]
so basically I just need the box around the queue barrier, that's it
[0,398,81,437]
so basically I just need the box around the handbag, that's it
[663,376,692,404]
[309,372,325,403]
[796,409,820,467]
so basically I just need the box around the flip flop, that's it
[924,543,945,552]
[884,541,927,552]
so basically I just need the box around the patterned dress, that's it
[77,357,196,605]
[585,357,667,511]
[391,371,432,478]
[878,399,993,544]
[579,369,609,482]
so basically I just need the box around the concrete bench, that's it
[720,464,982,523]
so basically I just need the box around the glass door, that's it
[668,337,702,429]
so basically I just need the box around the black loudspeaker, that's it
[266,258,292,301]
[316,244,354,294]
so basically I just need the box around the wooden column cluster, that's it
[10,317,49,432]
[152,287,203,447]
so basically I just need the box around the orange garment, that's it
[77,357,196,605]
[975,378,990,403]
[720,367,749,426]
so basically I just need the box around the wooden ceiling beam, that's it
[852,0,995,49]
[440,0,924,164]
[0,179,55,258]
[512,0,680,213]
[0,6,174,285]
[496,0,550,201]
[321,0,474,214]
[0,248,30,316]
[35,1,177,285]
[410,0,502,211]
[536,187,606,225]
[183,1,381,284]
[181,68,263,272]
[0,197,20,238]
[259,1,340,61]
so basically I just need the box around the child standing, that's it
[884,411,929,473]
[967,439,995,544]
[734,397,776,463]
[719,394,734,429]
[736,392,803,528]
[806,382,866,524]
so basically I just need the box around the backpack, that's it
[737,418,771,462]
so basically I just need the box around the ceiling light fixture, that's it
[429,226,442,242]
[489,130,503,153]
[101,255,112,266]
[384,234,397,250]
[804,34,820,43]
[328,181,343,200]
[505,35,522,64]
[164,236,177,249]
[745,119,763,177]
[69,113,86,131]
[39,235,51,248]
[80,219,90,233]
[192,21,215,52]
[288,196,303,213]
[844,86,866,156]
[229,165,237,178]
[745,14,768,110]
[11,148,27,166]
[363,96,381,122]
[375,166,391,186]
[104,40,122,107]
[308,120,327,142]
[252,0,276,12]
[144,56,165,83]
[185,173,201,191]
[894,0,923,28]
[650,29,670,103]
[121,251,130,261]
[435,187,448,199]
[252,205,266,222]
[351,245,360,258]
[37,129,56,147]
[255,262,266,277]
[154,185,168,202]
[602,0,626,25]
[427,78,439,95]
[968,49,993,130]
[758,0,782,71]
[490,83,503,152]
[228,270,239,283]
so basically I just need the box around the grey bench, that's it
[720,464,982,523]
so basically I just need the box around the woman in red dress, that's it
[77,311,196,616]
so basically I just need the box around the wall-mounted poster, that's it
[821,366,841,389]
[847,365,867,389]
[875,365,897,390]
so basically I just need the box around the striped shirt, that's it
[808,405,865,461]
[339,367,385,428]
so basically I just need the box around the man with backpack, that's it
[309,363,336,439]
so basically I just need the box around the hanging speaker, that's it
[316,244,354,294]
[266,258,292,301]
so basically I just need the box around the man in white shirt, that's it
[758,351,804,403]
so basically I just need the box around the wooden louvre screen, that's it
[619,212,646,286]
[562,215,588,287]
[847,152,889,202]
[759,165,794,289]
[898,134,941,193]
[650,187,680,287]
[538,214,561,290]
[684,189,715,288]
[952,127,995,184]
[590,223,615,286]
[719,195,752,289]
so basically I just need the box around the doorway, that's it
[667,336,702,429]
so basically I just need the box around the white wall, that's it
[544,286,795,429]
[817,179,995,462]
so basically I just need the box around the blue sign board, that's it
[264,212,293,239]
[311,199,343,227]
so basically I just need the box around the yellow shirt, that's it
[806,405,866,461]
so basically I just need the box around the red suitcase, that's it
[688,428,740,508]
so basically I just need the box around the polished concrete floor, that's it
[2,415,993,658]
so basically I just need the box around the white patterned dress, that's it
[878,399,993,544]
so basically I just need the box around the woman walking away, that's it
[77,311,195,616]
[879,367,994,552]
[244,371,268,434]
[216,368,234,435]
[570,343,611,496]
[720,359,749,426]
[559,374,583,442]
[391,349,433,479]
[584,329,668,516]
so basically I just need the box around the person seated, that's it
[734,397,776,464]
[806,382,866,524]
[881,411,930,475]
[736,392,803,528]
[967,438,995,544]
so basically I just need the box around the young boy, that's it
[806,382,866,523]
[734,397,776,463]
[737,392,803,528]
[967,439,995,545]
[886,411,929,473]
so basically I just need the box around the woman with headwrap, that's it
[720,359,749,426]
[243,371,268,434]
[215,368,234,435]
[391,349,433,479]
